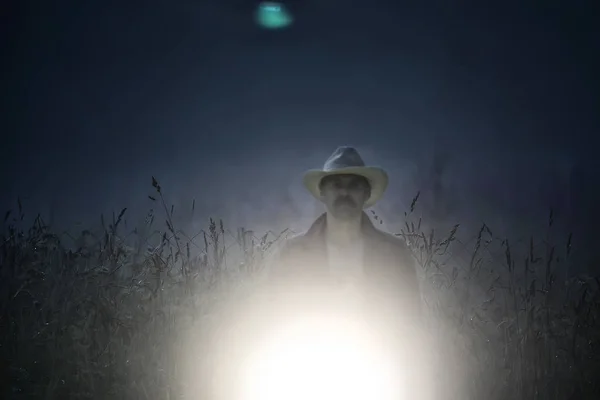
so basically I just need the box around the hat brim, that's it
[302,166,389,209]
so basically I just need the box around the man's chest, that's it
[281,234,396,289]
[326,240,365,286]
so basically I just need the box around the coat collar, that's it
[291,211,399,294]
[300,211,385,272]
[304,211,380,242]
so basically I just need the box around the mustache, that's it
[334,196,357,207]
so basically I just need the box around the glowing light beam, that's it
[238,311,405,400]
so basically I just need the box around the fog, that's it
[2,1,597,272]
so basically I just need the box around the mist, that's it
[2,0,597,268]
[2,3,599,398]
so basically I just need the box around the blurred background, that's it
[2,0,598,271]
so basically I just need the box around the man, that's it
[268,146,422,317]
[266,146,430,399]
[211,147,430,400]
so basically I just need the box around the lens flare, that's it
[239,311,405,400]
[255,2,293,30]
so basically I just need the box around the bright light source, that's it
[238,311,405,400]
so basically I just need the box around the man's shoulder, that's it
[277,231,312,254]
[266,231,317,282]
[370,225,412,254]
[280,222,412,254]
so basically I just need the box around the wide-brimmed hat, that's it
[303,146,389,208]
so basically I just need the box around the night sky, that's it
[2,1,598,268]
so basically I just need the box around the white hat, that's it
[303,146,389,208]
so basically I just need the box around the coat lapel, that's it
[298,213,328,279]
[301,211,385,280]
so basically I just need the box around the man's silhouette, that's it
[267,146,430,399]
[211,147,431,400]
[269,146,420,311]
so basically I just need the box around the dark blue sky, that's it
[2,1,598,261]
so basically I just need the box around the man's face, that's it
[319,174,371,220]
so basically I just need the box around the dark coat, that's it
[268,211,423,330]
[211,212,431,400]
[265,211,431,398]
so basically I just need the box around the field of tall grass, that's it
[2,177,598,399]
